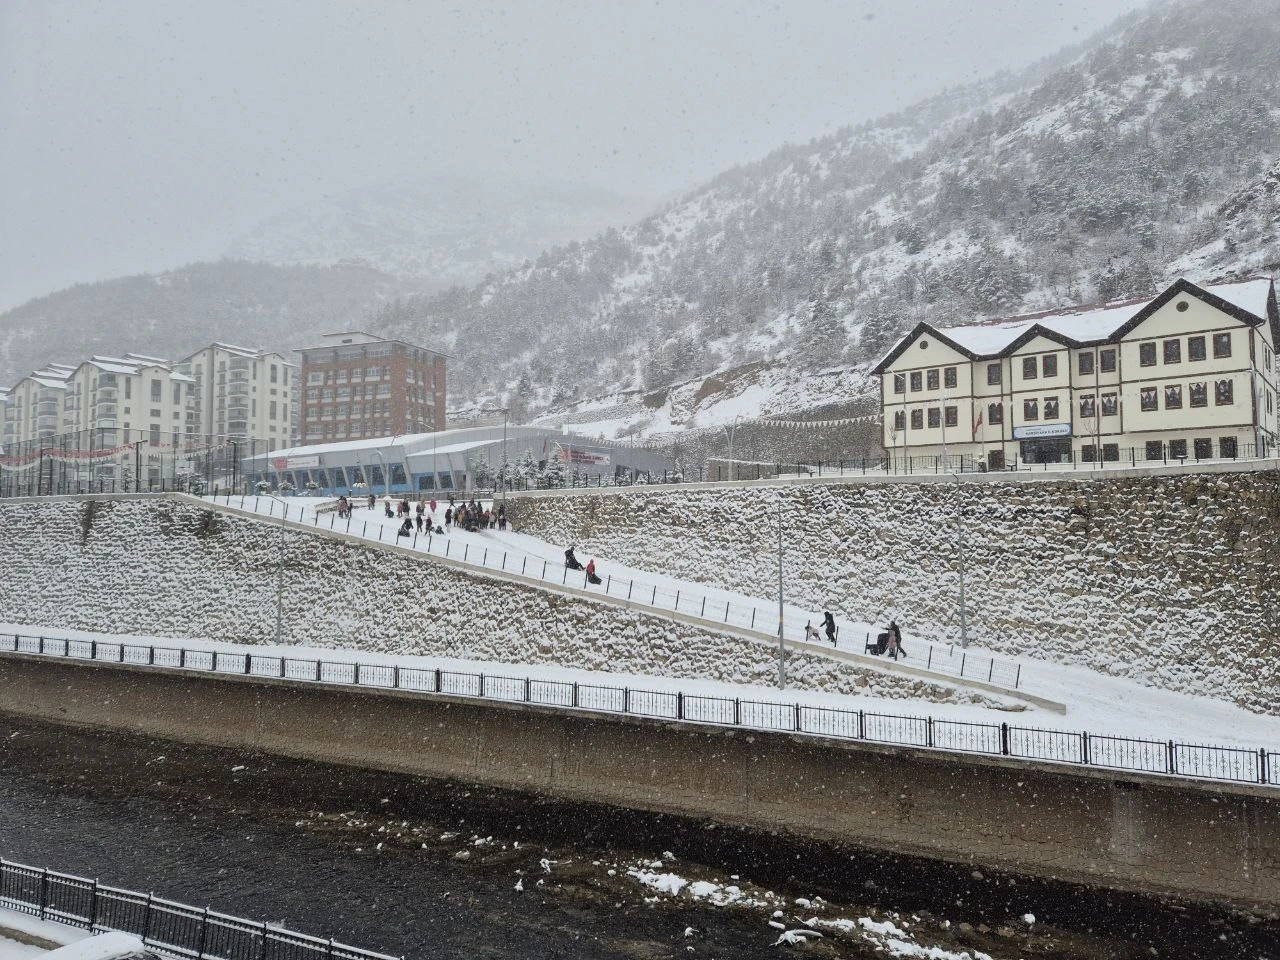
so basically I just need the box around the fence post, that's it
[315,660,321,682]
[524,677,531,702]
[733,698,741,725]
[148,645,155,665]
[1082,731,1091,766]
[354,662,361,685]
[143,893,154,941]
[1014,664,1021,689]
[857,710,865,740]
[244,653,251,675]
[1000,722,1010,755]
[677,692,684,719]
[572,682,579,708]
[700,597,706,617]
[88,879,98,930]
[197,907,210,959]
[926,716,934,748]
[258,922,269,960]
[794,703,801,732]
[1261,748,1269,785]
[434,667,442,692]
[750,609,756,629]
[39,868,48,919]
[926,647,933,670]
[987,659,994,682]
[1167,739,1176,775]
[479,674,486,697]
[394,665,401,689]
[91,640,97,660]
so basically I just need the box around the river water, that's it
[0,716,1274,960]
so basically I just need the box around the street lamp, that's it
[477,407,510,502]
[950,473,969,648]
[260,492,290,647]
[371,448,391,499]
[776,497,786,689]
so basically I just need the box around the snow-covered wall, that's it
[0,498,975,703]
[506,471,1280,715]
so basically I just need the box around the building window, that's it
[1163,339,1182,364]
[1188,382,1208,407]
[270,365,278,384]
[1220,436,1238,458]
[1023,399,1039,420]
[910,410,923,430]
[1140,386,1158,412]
[1082,444,1099,463]
[927,408,941,428]
[1022,356,1037,380]
[988,402,1003,425]
[1043,396,1060,419]
[1042,354,1058,377]
[1139,343,1157,367]
[1164,384,1183,409]
[1103,443,1120,462]
[910,371,922,392]
[149,424,160,445]
[1169,438,1188,459]
[124,380,132,400]
[1080,394,1096,418]
[1078,352,1094,376]
[986,363,1001,386]
[1215,379,1234,405]
[944,406,958,428]
[1188,335,1206,361]
[1193,438,1213,460]
[893,410,906,430]
[944,367,957,389]
[150,379,162,402]
[1100,348,1117,373]
[308,372,323,384]
[269,401,278,419]
[1213,333,1232,359]
[1145,441,1164,461]
[893,374,906,394]
[927,369,940,391]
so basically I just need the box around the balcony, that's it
[95,404,118,418]
[95,418,118,430]
[96,388,118,402]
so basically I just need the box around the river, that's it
[0,716,1274,959]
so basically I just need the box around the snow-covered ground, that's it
[8,619,1279,754]
[200,493,1025,692]
[183,493,1280,751]
[0,908,85,959]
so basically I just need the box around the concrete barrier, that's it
[1,653,1275,913]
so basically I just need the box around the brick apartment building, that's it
[297,332,446,445]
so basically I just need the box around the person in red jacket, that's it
[585,559,602,585]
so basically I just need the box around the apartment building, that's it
[874,277,1280,468]
[297,332,446,445]
[176,342,295,449]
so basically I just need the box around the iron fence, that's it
[2,632,1274,790]
[0,858,399,960]
[210,492,1025,692]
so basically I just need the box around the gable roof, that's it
[872,276,1274,373]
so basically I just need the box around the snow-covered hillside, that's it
[374,0,1280,435]
[226,174,647,287]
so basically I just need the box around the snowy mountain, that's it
[374,0,1280,437]
[0,260,411,384]
[225,174,648,287]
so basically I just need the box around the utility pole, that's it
[952,473,969,648]
[777,500,786,688]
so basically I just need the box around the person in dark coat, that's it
[397,517,412,538]
[445,507,454,528]
[887,620,906,659]
[565,546,584,570]
[822,610,838,645]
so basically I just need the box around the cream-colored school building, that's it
[874,277,1279,469]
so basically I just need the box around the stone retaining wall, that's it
[506,470,1280,714]
[0,498,978,703]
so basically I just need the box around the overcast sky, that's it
[0,0,1151,311]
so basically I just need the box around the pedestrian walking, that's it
[445,507,454,528]
[887,620,907,659]
[823,610,838,645]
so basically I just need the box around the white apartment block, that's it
[875,277,1280,469]
[175,342,295,450]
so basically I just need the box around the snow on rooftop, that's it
[939,277,1273,356]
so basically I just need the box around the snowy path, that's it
[198,494,1025,692]
[8,622,1279,756]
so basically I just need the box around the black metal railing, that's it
[1,632,1273,790]
[0,857,400,960]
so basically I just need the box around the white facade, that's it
[175,342,295,448]
[875,278,1280,468]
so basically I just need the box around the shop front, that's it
[1013,423,1073,464]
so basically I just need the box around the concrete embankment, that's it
[1,652,1275,914]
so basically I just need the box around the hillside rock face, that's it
[0,498,971,703]
[507,468,1280,714]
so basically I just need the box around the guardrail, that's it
[2,632,1274,790]
[212,492,1024,691]
[0,857,400,960]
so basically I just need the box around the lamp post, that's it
[776,498,786,689]
[261,493,289,647]
[950,473,969,648]
[371,448,391,499]
[477,407,510,502]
